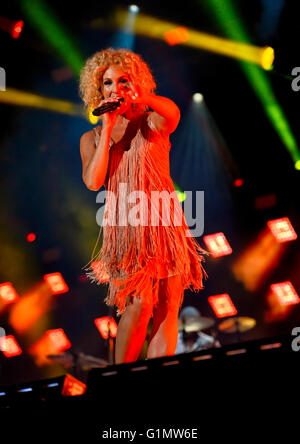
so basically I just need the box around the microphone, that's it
[92,97,124,116]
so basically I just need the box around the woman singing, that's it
[79,47,208,364]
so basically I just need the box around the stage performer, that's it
[79,47,208,364]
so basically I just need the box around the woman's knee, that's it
[125,294,152,322]
[156,276,183,317]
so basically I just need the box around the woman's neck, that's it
[120,105,141,122]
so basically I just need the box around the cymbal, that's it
[178,315,215,332]
[47,352,73,367]
[78,352,108,369]
[47,351,108,369]
[218,316,256,333]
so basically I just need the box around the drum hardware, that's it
[218,316,256,342]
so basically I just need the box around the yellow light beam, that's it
[0,88,85,117]
[111,9,274,70]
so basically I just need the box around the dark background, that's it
[0,0,299,386]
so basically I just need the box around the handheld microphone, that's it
[92,97,124,116]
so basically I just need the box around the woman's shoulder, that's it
[81,125,100,141]
[89,125,102,145]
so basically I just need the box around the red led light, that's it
[234,178,243,187]
[12,20,24,39]
[164,27,189,45]
[270,282,299,306]
[44,272,69,294]
[267,217,297,243]
[61,374,86,396]
[208,293,238,318]
[1,335,22,357]
[203,232,232,257]
[45,329,71,352]
[95,316,118,339]
[0,282,19,304]
[26,232,36,242]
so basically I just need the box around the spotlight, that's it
[26,232,36,242]
[234,178,244,187]
[208,294,237,318]
[12,20,24,39]
[0,17,24,39]
[193,93,203,103]
[129,5,139,13]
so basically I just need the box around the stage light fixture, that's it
[270,282,300,306]
[46,328,71,352]
[43,272,69,294]
[1,335,23,357]
[267,217,297,243]
[0,16,24,39]
[208,293,238,318]
[61,374,86,396]
[26,232,36,242]
[0,282,19,305]
[234,178,243,187]
[12,20,24,39]
[95,316,118,339]
[129,5,139,13]
[203,232,232,257]
[193,93,203,103]
[164,26,188,45]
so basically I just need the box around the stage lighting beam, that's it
[0,88,85,117]
[112,9,274,70]
[20,0,84,75]
[203,0,300,168]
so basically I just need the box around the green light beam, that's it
[202,0,300,166]
[20,0,84,76]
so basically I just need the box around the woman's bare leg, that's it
[115,295,153,364]
[147,275,183,359]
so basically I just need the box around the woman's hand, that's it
[123,82,149,105]
[98,96,123,129]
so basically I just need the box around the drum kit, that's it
[178,314,256,334]
[46,350,109,378]
[177,313,256,350]
[47,313,257,371]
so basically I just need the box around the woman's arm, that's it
[124,83,180,135]
[80,95,121,191]
[145,94,181,135]
[80,126,112,191]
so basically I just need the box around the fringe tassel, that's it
[106,260,161,316]
[82,113,209,316]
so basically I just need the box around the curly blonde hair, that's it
[79,47,157,116]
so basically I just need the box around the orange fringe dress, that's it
[82,111,208,316]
